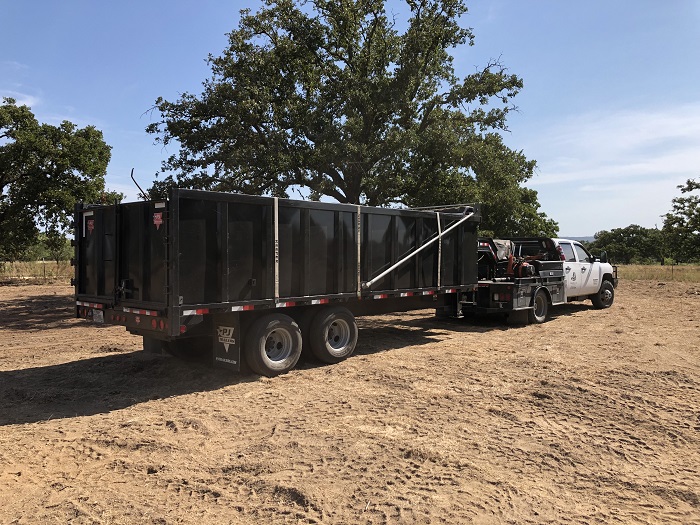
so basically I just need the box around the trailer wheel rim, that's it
[264,328,294,362]
[326,319,352,355]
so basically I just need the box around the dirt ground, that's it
[0,281,699,524]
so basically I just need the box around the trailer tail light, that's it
[151,319,158,329]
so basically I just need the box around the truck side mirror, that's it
[600,251,608,264]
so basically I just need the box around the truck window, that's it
[574,244,592,263]
[559,242,576,262]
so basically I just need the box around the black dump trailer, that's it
[74,189,481,376]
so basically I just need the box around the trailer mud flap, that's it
[212,313,241,371]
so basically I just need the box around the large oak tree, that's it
[147,0,557,236]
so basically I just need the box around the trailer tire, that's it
[244,314,302,377]
[308,307,358,364]
[528,289,549,324]
[591,280,615,309]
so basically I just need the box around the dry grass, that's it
[3,261,699,285]
[617,263,700,282]
[0,260,72,283]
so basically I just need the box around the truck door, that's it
[559,241,582,297]
[573,242,600,295]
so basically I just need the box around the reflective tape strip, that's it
[373,294,388,299]
[311,299,330,305]
[422,290,436,295]
[182,308,209,316]
[275,301,296,308]
[123,307,159,316]
[445,289,457,293]
[76,301,103,309]
[399,292,414,297]
[230,305,255,312]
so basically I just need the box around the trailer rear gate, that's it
[75,189,480,376]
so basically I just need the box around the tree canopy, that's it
[586,225,665,265]
[0,98,116,261]
[663,178,700,262]
[147,0,557,236]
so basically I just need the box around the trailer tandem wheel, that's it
[308,306,358,364]
[244,314,302,377]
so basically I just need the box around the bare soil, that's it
[1,281,699,524]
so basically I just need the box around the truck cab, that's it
[553,238,618,304]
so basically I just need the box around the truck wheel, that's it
[308,307,358,364]
[591,280,615,309]
[244,314,302,377]
[528,289,549,324]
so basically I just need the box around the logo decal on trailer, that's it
[87,219,95,235]
[153,212,163,230]
[217,326,236,353]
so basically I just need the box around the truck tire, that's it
[308,306,358,364]
[244,314,302,377]
[591,280,615,309]
[528,288,549,324]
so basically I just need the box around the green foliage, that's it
[147,0,556,237]
[8,233,72,262]
[663,179,700,263]
[0,98,118,261]
[586,225,665,265]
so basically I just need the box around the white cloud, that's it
[0,90,41,108]
[519,102,700,234]
[528,103,700,186]
[1,61,29,71]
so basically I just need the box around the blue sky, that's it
[2,1,699,236]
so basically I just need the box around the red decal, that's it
[87,219,95,234]
[153,212,163,230]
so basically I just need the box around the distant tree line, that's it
[585,179,700,264]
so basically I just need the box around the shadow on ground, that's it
[1,290,597,426]
[0,293,85,331]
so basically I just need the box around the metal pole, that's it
[356,205,362,297]
[436,213,442,289]
[274,197,280,299]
